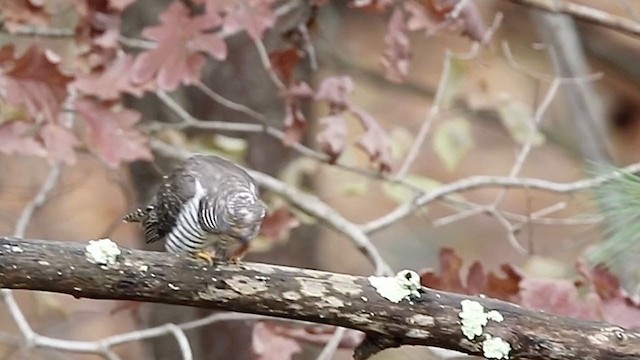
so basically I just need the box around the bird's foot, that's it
[229,243,250,265]
[193,249,216,266]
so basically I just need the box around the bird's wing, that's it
[155,163,197,239]
[188,154,259,196]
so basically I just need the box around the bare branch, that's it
[395,13,503,179]
[0,237,639,360]
[362,161,640,234]
[503,0,640,39]
[153,90,426,196]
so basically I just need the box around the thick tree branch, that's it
[0,237,639,359]
[504,0,640,39]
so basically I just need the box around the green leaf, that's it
[433,117,473,171]
[497,99,545,146]
[441,57,467,109]
[341,181,369,196]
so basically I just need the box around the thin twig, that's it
[316,327,347,360]
[252,36,286,90]
[362,161,640,234]
[13,163,63,238]
[154,90,426,195]
[193,81,267,124]
[394,13,503,178]
[503,0,640,39]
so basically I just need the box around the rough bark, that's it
[0,237,639,359]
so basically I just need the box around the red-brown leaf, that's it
[485,264,522,302]
[404,1,438,32]
[316,114,348,164]
[39,122,80,165]
[252,322,301,360]
[420,247,466,294]
[73,1,122,51]
[452,0,487,42]
[577,262,640,328]
[351,107,392,173]
[219,0,277,41]
[76,98,153,168]
[74,54,154,100]
[269,47,304,85]
[281,81,315,99]
[0,44,72,123]
[130,2,227,91]
[283,100,307,146]
[381,8,411,83]
[421,248,522,301]
[520,277,600,321]
[0,0,49,31]
[315,76,354,112]
[0,121,46,157]
[259,207,300,241]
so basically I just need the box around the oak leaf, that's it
[76,98,153,168]
[74,54,153,100]
[0,44,72,124]
[315,76,354,112]
[217,0,277,41]
[0,0,49,31]
[130,2,227,91]
[316,114,348,164]
[381,8,411,82]
[283,100,307,146]
[39,122,80,165]
[0,121,46,157]
[351,107,392,173]
[269,47,304,85]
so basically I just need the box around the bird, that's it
[123,154,267,265]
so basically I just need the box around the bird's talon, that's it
[194,250,215,266]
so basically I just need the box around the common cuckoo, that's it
[123,154,266,264]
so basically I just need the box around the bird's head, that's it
[220,191,266,242]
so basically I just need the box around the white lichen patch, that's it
[368,269,422,303]
[85,238,121,266]
[409,314,435,326]
[482,335,511,359]
[282,291,302,301]
[297,278,327,297]
[138,264,148,272]
[459,300,504,340]
[226,275,268,295]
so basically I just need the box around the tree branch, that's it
[1,237,639,360]
[503,0,640,39]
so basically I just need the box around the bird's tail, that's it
[123,207,150,223]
